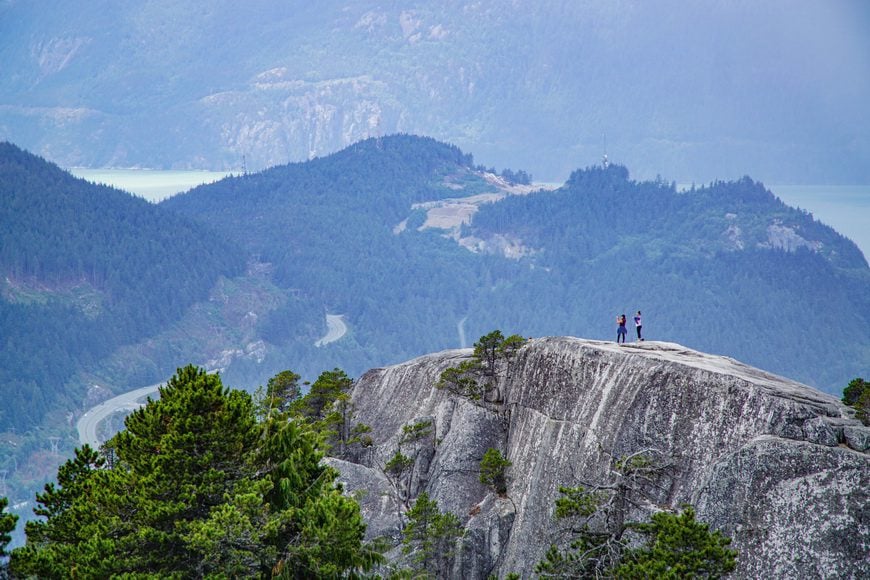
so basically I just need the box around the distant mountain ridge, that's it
[2,134,868,437]
[1,1,868,184]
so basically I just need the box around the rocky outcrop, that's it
[337,337,869,578]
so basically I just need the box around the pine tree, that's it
[260,419,382,578]
[479,448,512,495]
[614,506,737,579]
[9,445,118,578]
[9,365,382,577]
[402,492,464,578]
[109,364,259,574]
[536,451,737,579]
[0,496,17,564]
[292,368,354,422]
[842,377,870,425]
[266,370,303,415]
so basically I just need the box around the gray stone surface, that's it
[339,337,869,578]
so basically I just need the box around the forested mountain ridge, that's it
[163,135,506,378]
[164,135,870,392]
[0,141,247,433]
[469,165,867,269]
[460,164,870,389]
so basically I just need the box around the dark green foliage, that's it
[615,506,737,579]
[537,451,736,579]
[402,492,465,578]
[438,330,527,405]
[842,377,870,425]
[385,452,414,494]
[535,485,613,578]
[474,330,507,383]
[401,419,434,446]
[328,392,374,461]
[479,448,512,495]
[9,445,112,578]
[553,485,602,520]
[104,365,258,573]
[0,496,16,561]
[383,419,435,512]
[9,365,381,578]
[291,368,354,422]
[472,330,527,379]
[288,368,373,460]
[258,419,382,578]
[535,544,586,578]
[264,369,302,416]
[0,143,246,432]
[437,359,485,400]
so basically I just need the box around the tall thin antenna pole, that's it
[602,133,609,168]
[375,114,383,150]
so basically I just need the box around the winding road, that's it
[457,316,468,348]
[76,382,162,448]
[77,313,348,447]
[314,314,347,347]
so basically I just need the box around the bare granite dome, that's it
[329,337,869,578]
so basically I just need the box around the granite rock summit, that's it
[329,337,869,578]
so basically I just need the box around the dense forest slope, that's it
[1,1,868,184]
[163,135,503,378]
[0,142,246,432]
[164,135,870,393]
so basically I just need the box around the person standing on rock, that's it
[634,310,643,341]
[617,313,627,343]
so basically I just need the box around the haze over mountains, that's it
[2,1,869,184]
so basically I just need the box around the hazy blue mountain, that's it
[1,1,868,184]
[162,135,498,379]
[164,135,870,393]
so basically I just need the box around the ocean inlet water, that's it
[69,168,234,203]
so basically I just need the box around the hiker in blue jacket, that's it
[617,314,627,343]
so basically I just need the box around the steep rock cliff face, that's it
[335,338,869,578]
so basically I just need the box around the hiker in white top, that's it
[634,311,643,341]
